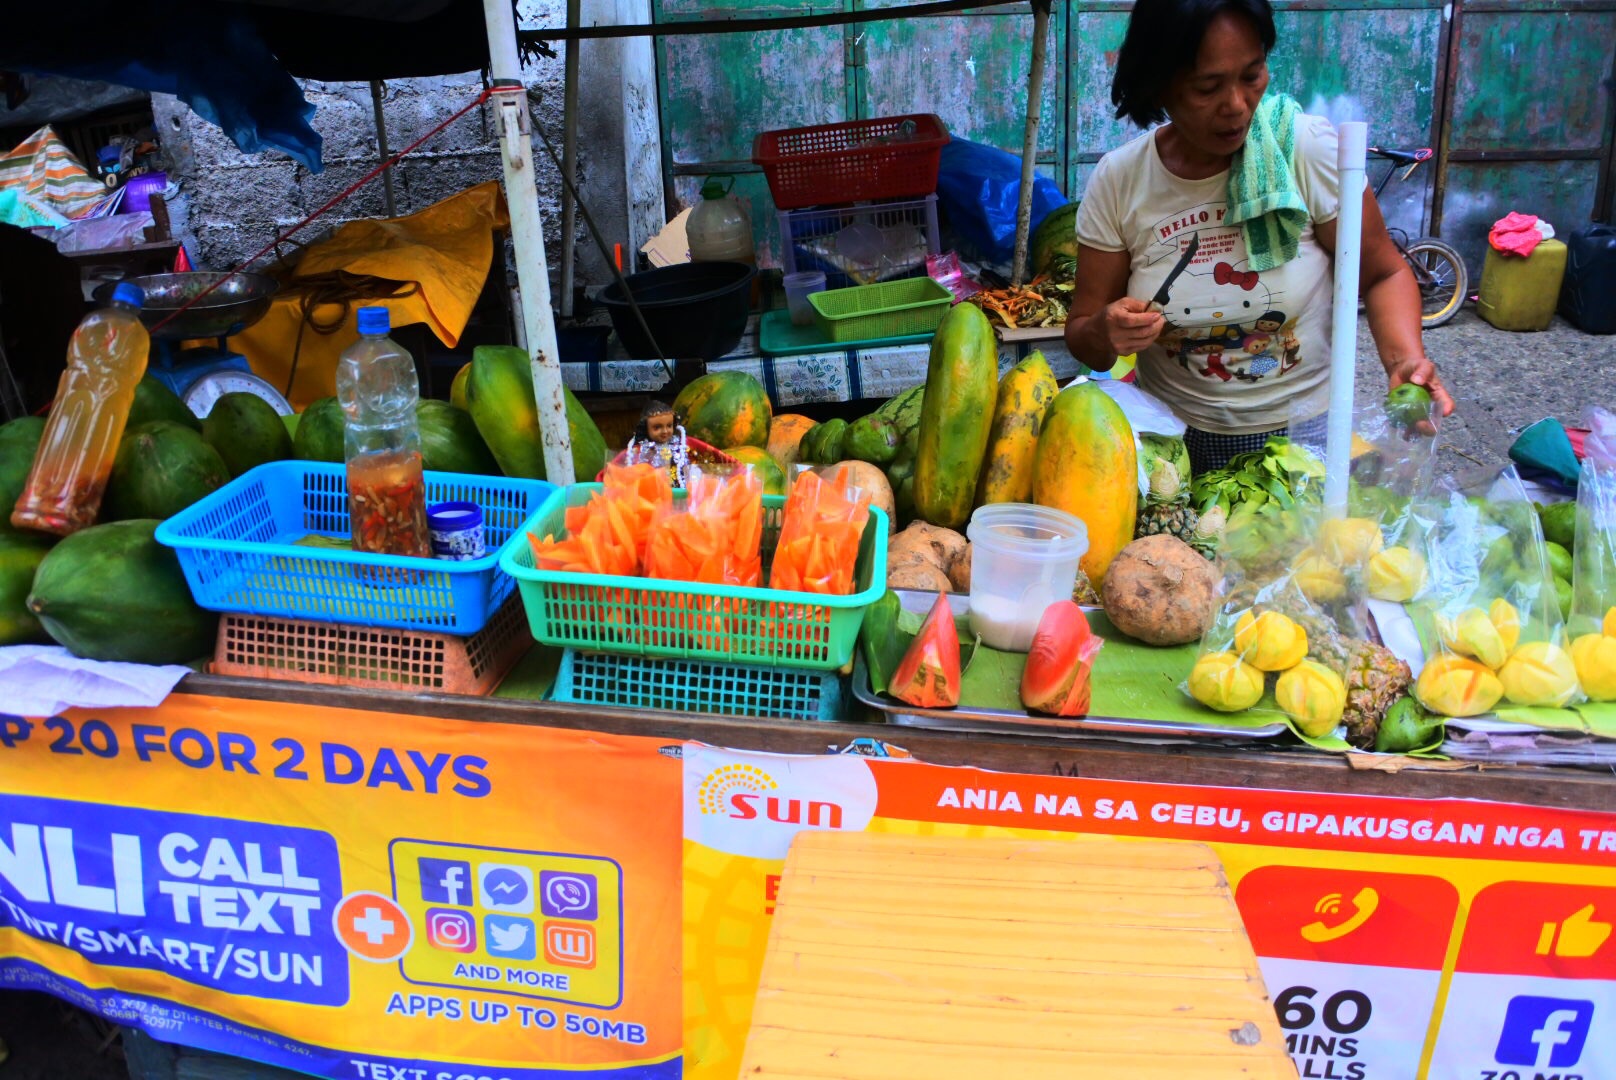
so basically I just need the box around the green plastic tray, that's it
[808,276,953,342]
[757,309,933,356]
[501,484,888,670]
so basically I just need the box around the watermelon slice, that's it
[889,593,961,708]
[1020,601,1104,717]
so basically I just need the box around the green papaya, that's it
[128,375,202,432]
[202,392,293,478]
[28,519,217,663]
[293,396,346,463]
[0,526,55,644]
[0,416,46,515]
[844,413,901,465]
[1374,696,1443,754]
[103,422,231,522]
[913,304,998,529]
[466,345,607,482]
[417,398,499,475]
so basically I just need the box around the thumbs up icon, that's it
[1536,904,1612,958]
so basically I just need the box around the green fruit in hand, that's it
[1384,383,1433,427]
[1554,575,1574,616]
[1545,541,1574,583]
[1375,695,1444,754]
[1537,502,1577,551]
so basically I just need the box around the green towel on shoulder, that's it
[1228,94,1307,273]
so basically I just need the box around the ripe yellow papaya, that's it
[974,350,1058,508]
[1032,381,1137,589]
[913,304,999,530]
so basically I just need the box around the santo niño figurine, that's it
[624,400,691,487]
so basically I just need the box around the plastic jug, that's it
[12,281,149,536]
[1478,238,1567,332]
[1559,223,1616,335]
[688,176,756,267]
[338,306,431,558]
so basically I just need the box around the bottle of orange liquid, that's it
[12,282,150,536]
[338,307,431,559]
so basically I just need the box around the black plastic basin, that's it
[598,261,756,360]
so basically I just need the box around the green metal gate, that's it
[653,0,1614,272]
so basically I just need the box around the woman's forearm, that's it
[1064,314,1120,371]
[1363,261,1427,372]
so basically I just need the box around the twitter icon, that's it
[484,915,537,961]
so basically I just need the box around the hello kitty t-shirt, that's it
[1076,114,1342,434]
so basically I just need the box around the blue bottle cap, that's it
[111,282,144,308]
[356,306,390,335]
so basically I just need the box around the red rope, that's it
[149,86,496,334]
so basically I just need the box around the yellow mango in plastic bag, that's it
[1234,610,1309,672]
[1438,608,1508,670]
[1571,633,1616,701]
[1498,641,1580,708]
[1294,551,1348,603]
[1187,651,1265,713]
[1275,659,1347,737]
[1366,546,1426,602]
[1320,517,1386,568]
[1489,598,1522,654]
[1416,654,1504,717]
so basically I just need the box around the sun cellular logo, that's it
[697,764,843,828]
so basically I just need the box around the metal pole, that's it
[1325,121,1368,517]
[1011,0,1051,285]
[559,0,581,317]
[483,0,575,484]
[370,80,398,218]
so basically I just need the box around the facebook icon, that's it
[1495,996,1595,1069]
[418,858,472,906]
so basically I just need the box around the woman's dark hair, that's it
[1111,0,1277,128]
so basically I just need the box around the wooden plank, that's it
[175,675,1616,811]
[740,833,1295,1079]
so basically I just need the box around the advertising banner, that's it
[683,746,1616,1080]
[0,695,684,1080]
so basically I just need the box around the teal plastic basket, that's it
[501,484,887,670]
[156,461,552,633]
[552,649,843,721]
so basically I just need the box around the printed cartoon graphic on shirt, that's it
[1150,205,1301,384]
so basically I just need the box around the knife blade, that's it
[1149,232,1201,311]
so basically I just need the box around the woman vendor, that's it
[1063,0,1456,474]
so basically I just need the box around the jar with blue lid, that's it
[427,501,486,561]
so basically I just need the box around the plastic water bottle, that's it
[688,176,756,267]
[337,307,431,558]
[12,282,150,536]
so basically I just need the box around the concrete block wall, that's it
[149,0,658,294]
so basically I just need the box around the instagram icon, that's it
[425,908,476,953]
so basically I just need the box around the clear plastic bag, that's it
[1183,496,1416,749]
[1569,407,1616,700]
[1411,466,1582,716]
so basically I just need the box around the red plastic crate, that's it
[752,114,949,211]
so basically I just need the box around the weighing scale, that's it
[97,272,292,416]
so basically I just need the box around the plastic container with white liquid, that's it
[966,503,1088,652]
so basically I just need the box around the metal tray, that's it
[854,590,1289,742]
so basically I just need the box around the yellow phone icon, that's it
[1300,887,1380,943]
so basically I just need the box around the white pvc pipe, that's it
[1324,120,1367,517]
[483,0,575,485]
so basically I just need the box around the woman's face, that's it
[1163,11,1270,157]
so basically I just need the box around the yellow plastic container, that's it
[1477,238,1567,331]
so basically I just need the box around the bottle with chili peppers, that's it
[12,282,150,536]
[337,307,431,559]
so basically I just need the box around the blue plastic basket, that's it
[155,461,553,634]
[552,649,843,721]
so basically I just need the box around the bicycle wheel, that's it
[1405,238,1468,328]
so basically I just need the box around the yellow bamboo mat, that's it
[740,832,1296,1080]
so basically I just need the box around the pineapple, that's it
[1276,605,1411,748]
[1136,501,1200,544]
